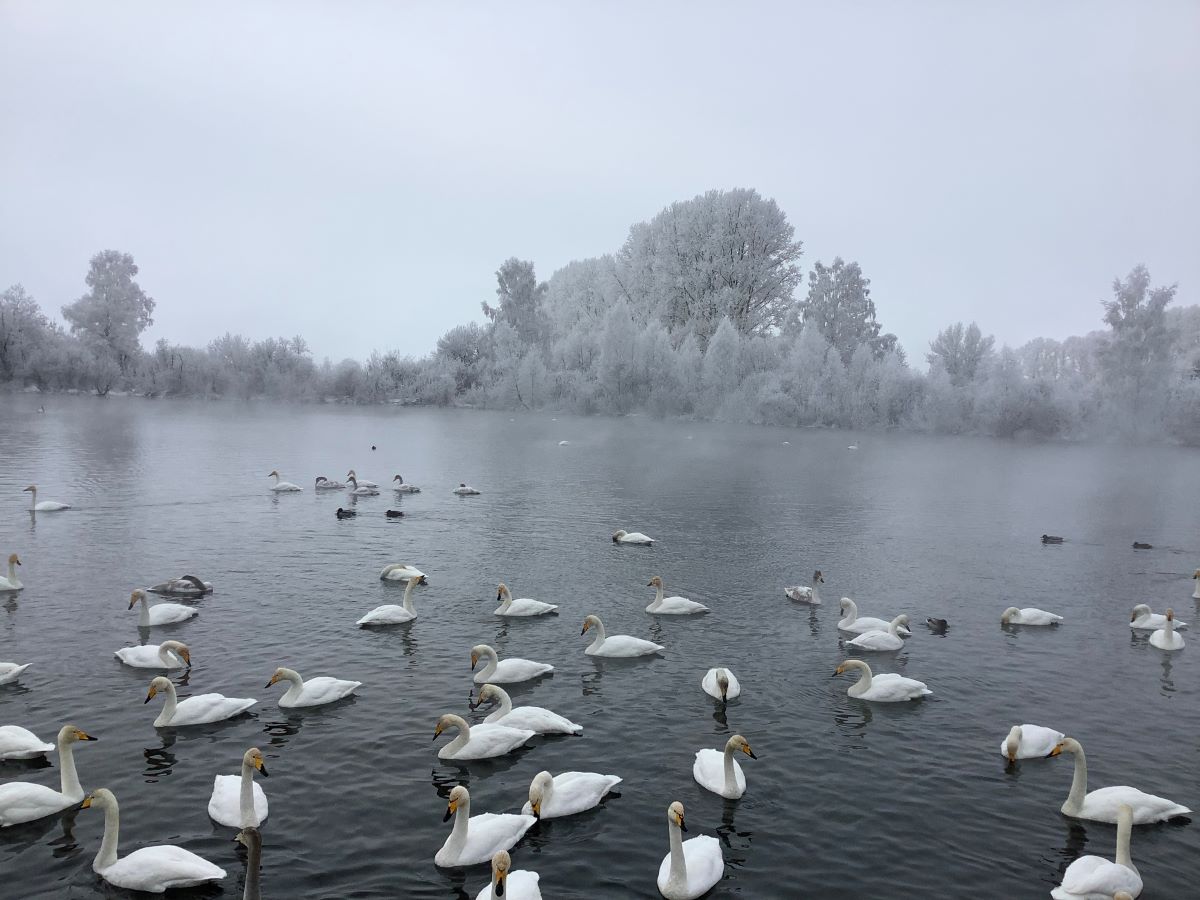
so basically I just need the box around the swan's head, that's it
[265,667,297,688]
[581,614,602,635]
[22,485,36,493]
[470,644,495,669]
[80,787,116,811]
[268,470,280,478]
[315,476,327,485]
[839,597,853,611]
[647,575,664,588]
[612,530,626,542]
[243,747,268,777]
[347,470,357,478]
[727,734,757,759]
[1048,738,1081,758]
[668,801,687,832]
[235,826,261,854]
[393,474,403,482]
[443,784,469,821]
[834,659,869,677]
[7,553,20,566]
[1114,893,1134,900]
[127,589,147,609]
[1004,725,1022,762]
[491,850,512,892]
[527,770,554,817]
[813,570,824,583]
[1130,604,1151,621]
[1165,608,1175,621]
[496,583,510,601]
[470,683,504,710]
[434,713,466,740]
[144,676,172,703]
[459,482,467,488]
[1000,607,1020,624]
[58,724,98,746]
[1193,569,1200,580]
[715,668,730,700]
[161,640,191,666]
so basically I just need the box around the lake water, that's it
[1,395,1198,899]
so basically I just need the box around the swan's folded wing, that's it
[682,835,725,893]
[1059,858,1140,897]
[0,782,71,825]
[107,846,226,891]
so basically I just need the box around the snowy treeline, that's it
[3,189,1199,442]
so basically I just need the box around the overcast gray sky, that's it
[2,1,1196,364]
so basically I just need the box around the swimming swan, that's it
[0,725,55,760]
[0,725,97,826]
[838,598,912,635]
[494,583,558,617]
[0,662,31,685]
[128,589,197,627]
[474,850,541,900]
[453,483,482,495]
[1049,737,1191,823]
[148,575,213,596]
[612,529,653,545]
[471,644,554,684]
[1130,603,1187,631]
[1051,802,1142,900]
[845,615,910,651]
[784,570,823,604]
[346,475,379,496]
[692,734,757,799]
[1001,724,1065,762]
[435,785,536,868]
[392,475,421,493]
[23,485,69,511]
[81,788,226,891]
[1148,608,1185,651]
[145,676,256,727]
[521,769,621,819]
[379,563,426,582]
[701,667,740,702]
[471,684,582,734]
[0,554,22,591]
[645,576,708,615]
[314,476,346,490]
[357,575,425,626]
[267,470,301,492]
[657,801,723,900]
[114,640,191,669]
[266,666,361,708]
[346,470,377,488]
[434,713,534,761]
[1000,606,1063,626]
[208,747,269,828]
[834,659,931,702]
[581,615,664,657]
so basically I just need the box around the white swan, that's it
[471,644,554,684]
[0,725,55,760]
[314,475,346,490]
[346,475,379,496]
[236,827,262,900]
[692,734,756,799]
[701,667,740,701]
[434,714,533,761]
[0,554,22,591]
[581,615,663,657]
[82,788,226,891]
[612,529,653,545]
[845,614,910,651]
[1129,603,1187,631]
[1000,606,1063,625]
[379,563,426,582]
[114,639,191,669]
[521,769,621,819]
[0,662,31,685]
[838,598,912,635]
[357,575,424,625]
[1001,724,1065,762]
[657,801,723,900]
[474,850,541,900]
[645,576,708,615]
[471,684,581,734]
[392,474,421,493]
[267,470,301,492]
[128,589,197,627]
[266,666,361,708]
[0,725,97,826]
[346,470,377,488]
[208,747,269,828]
[1148,608,1185,651]
[148,575,213,596]
[435,785,535,868]
[453,483,482,495]
[835,659,931,702]
[784,570,823,604]
[1049,737,1191,823]
[23,485,69,511]
[1193,569,1200,599]
[1051,803,1142,899]
[494,583,558,617]
[145,676,256,727]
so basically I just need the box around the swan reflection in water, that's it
[142,732,177,782]
[717,797,754,860]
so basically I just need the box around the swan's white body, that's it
[1051,803,1142,900]
[1148,611,1185,650]
[0,725,55,760]
[472,644,554,684]
[0,725,96,826]
[521,770,621,819]
[346,476,379,496]
[434,714,534,761]
[314,476,346,490]
[379,563,425,582]
[845,615,909,651]
[24,486,69,511]
[581,615,663,657]
[494,584,558,617]
[701,667,741,701]
[836,659,931,702]
[208,749,269,828]
[692,735,755,800]
[268,471,301,492]
[1051,738,1191,823]
[645,578,708,615]
[145,677,256,727]
[1193,570,1200,599]
[613,530,653,545]
[1129,604,1187,631]
[1000,606,1063,625]
[657,802,723,900]
[114,640,190,669]
[130,590,197,627]
[268,667,361,708]
[435,786,536,868]
[148,576,212,596]
[0,662,31,685]
[452,484,481,495]
[358,576,422,625]
[392,476,421,493]
[784,571,823,604]
[83,788,226,892]
[477,684,581,734]
[1000,724,1065,762]
[838,598,912,635]
[0,555,22,591]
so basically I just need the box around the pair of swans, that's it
[475,850,541,900]
[612,529,653,545]
[115,639,191,669]
[834,659,931,701]
[1130,603,1187,630]
[268,470,301,492]
[472,644,554,683]
[581,615,663,657]
[145,677,255,727]
[658,801,723,899]
[1000,724,1064,762]
[1049,737,1190,823]
[433,714,534,761]
[347,475,379,496]
[149,574,212,596]
[523,769,621,819]
[701,667,740,702]
[23,485,69,511]
[267,666,361,707]
[436,785,536,867]
[1000,606,1063,625]
[845,614,910,651]
[453,483,481,495]
[346,470,376,488]
[646,576,708,614]
[358,574,425,625]
[0,661,31,685]
[1052,803,1142,899]
[208,747,268,828]
[471,683,581,734]
[0,553,22,591]
[784,569,823,604]
[838,599,912,635]
[392,474,421,493]
[693,735,756,799]
[0,725,55,760]
[1148,609,1185,650]
[495,583,558,616]
[0,725,97,826]
[129,589,197,627]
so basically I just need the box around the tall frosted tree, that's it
[0,284,54,382]
[927,321,995,385]
[61,250,156,380]
[482,258,548,345]
[794,258,895,364]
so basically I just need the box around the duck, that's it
[612,529,653,545]
[521,769,621,819]
[267,470,301,492]
[1130,603,1187,631]
[314,475,346,490]
[1193,569,1200,599]
[494,583,558,617]
[1148,608,1185,651]
[470,684,581,734]
[845,614,910,651]
[346,470,377,488]
[81,788,226,891]
[0,662,31,685]
[471,644,554,684]
[208,747,269,828]
[0,725,97,826]
[581,615,664,657]
[346,475,379,496]
[114,640,191,669]
[692,735,757,799]
[336,507,356,519]
[379,563,426,582]
[0,725,55,760]
[435,785,536,868]
[23,485,69,511]
[1132,541,1153,549]
[392,475,421,493]
[474,850,541,900]
[1049,737,1191,823]
[784,570,823,604]
[1001,606,1063,626]
[1051,803,1142,900]
[838,598,912,635]
[434,714,534,761]
[701,667,740,702]
[148,575,212,596]
[0,553,22,591]
[834,659,931,702]
[357,575,425,625]
[236,827,262,900]
[645,576,708,614]
[925,617,949,633]
[1000,724,1065,762]
[1041,534,1065,544]
[385,509,405,518]
[266,666,361,708]
[453,483,482,495]
[657,801,723,900]
[128,589,197,627]
[145,676,256,727]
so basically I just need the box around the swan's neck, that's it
[403,579,417,614]
[888,620,902,637]
[848,665,872,697]
[498,592,512,611]
[240,761,257,826]
[650,585,665,609]
[587,621,608,651]
[136,597,150,628]
[1115,815,1133,869]
[811,580,820,602]
[446,795,471,854]
[6,559,16,582]
[723,744,738,794]
[840,600,858,625]
[158,645,181,666]
[484,692,513,723]
[271,474,279,484]
[1164,618,1175,639]
[279,670,304,703]
[667,818,688,890]
[157,682,179,725]
[244,842,262,900]
[1065,747,1088,813]
[444,722,471,756]
[58,738,84,798]
[478,651,498,680]
[28,489,37,509]
[95,800,120,872]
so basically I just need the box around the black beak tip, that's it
[680,821,688,833]
[580,627,586,635]
[259,766,269,778]
[748,749,758,759]
[264,681,273,688]
[442,807,453,822]
[496,881,504,897]
[143,696,152,704]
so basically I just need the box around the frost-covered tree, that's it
[61,251,155,381]
[793,258,895,364]
[0,284,54,383]
[596,299,640,411]
[927,321,995,385]
[700,317,743,416]
[436,322,487,394]
[482,258,548,345]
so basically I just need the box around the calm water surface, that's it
[1,396,1198,899]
